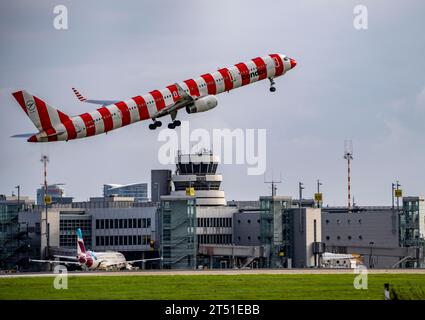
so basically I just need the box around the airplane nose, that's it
[290,58,297,69]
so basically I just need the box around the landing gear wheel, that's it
[168,122,176,129]
[270,86,276,92]
[149,123,156,130]
[174,120,181,127]
[155,121,162,128]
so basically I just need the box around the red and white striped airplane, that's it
[11,53,296,142]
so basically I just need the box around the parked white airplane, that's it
[30,228,161,270]
[321,252,360,261]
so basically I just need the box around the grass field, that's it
[0,274,425,300]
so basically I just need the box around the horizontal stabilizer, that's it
[11,133,37,138]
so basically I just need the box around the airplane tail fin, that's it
[12,90,71,132]
[76,228,86,255]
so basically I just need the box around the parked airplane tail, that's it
[76,228,86,255]
[11,90,71,132]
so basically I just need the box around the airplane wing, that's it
[175,83,194,101]
[53,255,78,260]
[72,88,120,106]
[29,258,81,265]
[154,83,194,118]
[127,257,163,264]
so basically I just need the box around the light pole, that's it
[298,182,304,233]
[396,181,401,212]
[392,183,395,210]
[41,155,50,259]
[369,241,375,268]
[316,179,322,208]
[299,182,304,208]
[154,182,162,269]
[153,182,160,204]
[15,185,20,211]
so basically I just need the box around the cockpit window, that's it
[283,56,289,61]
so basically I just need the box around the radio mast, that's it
[344,140,353,211]
[264,172,282,197]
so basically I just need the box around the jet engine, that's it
[186,95,218,114]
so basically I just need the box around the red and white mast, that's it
[344,140,353,211]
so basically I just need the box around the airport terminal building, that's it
[1,151,424,271]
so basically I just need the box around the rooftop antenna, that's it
[264,172,282,197]
[344,139,353,212]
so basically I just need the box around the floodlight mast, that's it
[41,155,50,258]
[344,140,353,212]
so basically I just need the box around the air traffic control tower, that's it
[160,149,234,269]
[170,150,226,206]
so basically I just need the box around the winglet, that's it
[72,87,87,102]
[71,88,120,106]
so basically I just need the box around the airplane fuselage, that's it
[80,250,128,270]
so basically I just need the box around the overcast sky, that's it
[1,0,424,206]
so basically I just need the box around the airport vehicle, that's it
[30,228,161,270]
[320,252,363,269]
[11,53,296,142]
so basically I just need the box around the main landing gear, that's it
[269,77,276,92]
[148,119,181,130]
[168,120,181,129]
[150,111,181,130]
[149,120,162,130]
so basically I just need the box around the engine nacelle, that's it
[186,95,218,114]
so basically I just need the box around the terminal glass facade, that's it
[161,198,197,269]
[0,202,30,269]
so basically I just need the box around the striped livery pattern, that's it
[12,53,296,142]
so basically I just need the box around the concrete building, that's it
[103,183,148,202]
[0,196,34,269]
[92,206,157,261]
[233,209,262,246]
[196,206,235,245]
[19,208,61,260]
[15,197,159,270]
[151,169,172,203]
[291,208,322,268]
[400,197,425,267]
[160,150,242,269]
[159,150,325,269]
[160,195,197,269]
[260,196,324,268]
[322,206,422,268]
